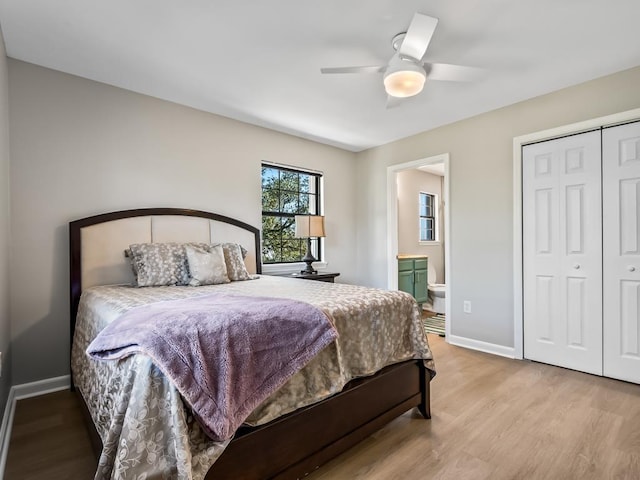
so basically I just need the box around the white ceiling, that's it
[0,1,639,152]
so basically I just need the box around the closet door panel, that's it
[603,121,640,384]
[524,147,560,351]
[523,131,602,374]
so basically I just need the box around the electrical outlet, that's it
[463,301,472,314]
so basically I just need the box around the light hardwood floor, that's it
[5,335,640,479]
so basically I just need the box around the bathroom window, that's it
[419,192,437,242]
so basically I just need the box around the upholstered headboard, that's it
[69,208,261,350]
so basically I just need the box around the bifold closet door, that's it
[603,121,640,384]
[523,131,603,375]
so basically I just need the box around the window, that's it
[261,164,322,264]
[419,192,437,242]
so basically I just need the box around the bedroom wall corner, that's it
[0,25,12,426]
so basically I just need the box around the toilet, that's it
[427,263,446,315]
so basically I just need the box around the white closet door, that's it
[603,121,640,384]
[523,131,602,374]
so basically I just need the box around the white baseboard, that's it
[12,375,70,401]
[0,387,16,479]
[448,334,516,359]
[0,375,71,479]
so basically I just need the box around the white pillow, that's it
[185,244,230,286]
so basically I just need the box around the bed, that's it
[69,208,435,479]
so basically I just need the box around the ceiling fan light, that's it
[384,64,426,98]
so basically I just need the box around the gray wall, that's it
[355,66,640,349]
[397,169,444,283]
[0,31,10,418]
[8,59,357,384]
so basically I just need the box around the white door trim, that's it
[387,153,451,338]
[513,107,640,360]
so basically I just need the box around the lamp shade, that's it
[295,215,325,238]
[383,58,426,98]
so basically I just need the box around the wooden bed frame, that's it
[69,208,431,480]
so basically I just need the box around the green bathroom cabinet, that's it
[398,256,428,305]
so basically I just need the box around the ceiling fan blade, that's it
[398,13,439,61]
[425,63,484,82]
[320,65,386,74]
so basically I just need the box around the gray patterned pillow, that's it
[185,244,230,286]
[220,243,251,281]
[215,243,248,259]
[129,243,197,287]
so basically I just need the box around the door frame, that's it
[512,107,640,360]
[387,153,451,338]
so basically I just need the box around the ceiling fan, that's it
[320,13,482,106]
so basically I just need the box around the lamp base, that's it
[300,263,317,275]
[301,238,317,274]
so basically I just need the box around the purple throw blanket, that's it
[86,293,338,441]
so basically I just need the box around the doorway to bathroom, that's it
[387,154,451,339]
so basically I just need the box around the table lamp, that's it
[295,215,325,274]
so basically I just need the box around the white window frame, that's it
[260,162,327,274]
[419,191,440,244]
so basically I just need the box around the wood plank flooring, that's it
[4,387,96,479]
[5,335,640,479]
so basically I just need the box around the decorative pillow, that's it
[220,243,251,281]
[185,244,230,286]
[214,243,248,259]
[129,243,193,287]
[127,242,250,286]
[235,243,249,259]
[124,248,138,278]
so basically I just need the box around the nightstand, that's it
[285,272,340,283]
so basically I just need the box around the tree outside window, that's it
[261,164,322,264]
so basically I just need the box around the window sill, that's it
[262,262,328,275]
[419,241,441,246]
